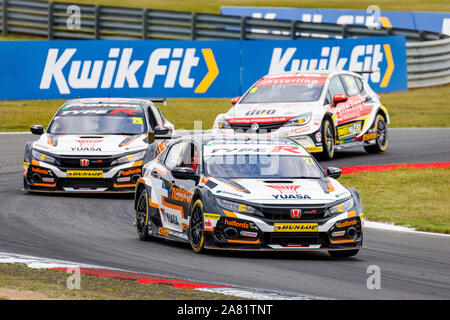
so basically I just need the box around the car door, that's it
[327,75,358,140]
[152,141,187,232]
[173,142,199,226]
[340,75,373,138]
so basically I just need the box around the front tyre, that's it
[364,113,388,153]
[328,249,359,258]
[136,189,152,241]
[189,199,205,254]
[320,119,335,160]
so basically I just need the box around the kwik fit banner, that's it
[0,36,406,100]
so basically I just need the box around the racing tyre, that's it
[136,189,152,241]
[320,119,335,160]
[189,199,205,254]
[364,113,388,153]
[328,249,359,258]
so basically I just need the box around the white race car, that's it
[135,133,364,256]
[23,98,174,193]
[213,71,389,160]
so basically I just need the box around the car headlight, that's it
[283,112,312,127]
[32,149,56,164]
[216,198,263,217]
[115,150,146,164]
[214,116,232,129]
[325,198,355,217]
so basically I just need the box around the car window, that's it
[180,143,200,172]
[342,75,360,96]
[164,142,187,169]
[327,76,346,100]
[325,91,332,105]
[149,104,164,127]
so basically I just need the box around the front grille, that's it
[230,121,285,133]
[62,179,106,188]
[258,205,327,221]
[265,233,322,246]
[57,156,114,169]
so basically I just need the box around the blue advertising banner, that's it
[0,37,406,100]
[221,7,450,35]
[0,40,241,100]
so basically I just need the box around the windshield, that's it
[48,106,147,135]
[204,154,324,179]
[240,77,326,104]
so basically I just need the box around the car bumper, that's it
[23,160,143,193]
[202,210,363,251]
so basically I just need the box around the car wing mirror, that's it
[171,167,199,182]
[231,96,241,105]
[332,94,348,106]
[30,125,44,135]
[326,167,342,179]
[155,125,171,135]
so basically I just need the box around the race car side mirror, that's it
[326,167,342,179]
[332,94,348,106]
[30,125,44,135]
[155,125,171,135]
[231,96,241,105]
[171,167,199,182]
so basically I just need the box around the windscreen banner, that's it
[221,6,450,35]
[0,36,406,100]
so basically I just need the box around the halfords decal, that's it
[241,36,407,93]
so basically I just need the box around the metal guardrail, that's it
[0,0,449,88]
[406,38,450,88]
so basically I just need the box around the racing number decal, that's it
[302,157,314,166]
[132,117,143,125]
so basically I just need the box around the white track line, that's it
[364,221,450,237]
[0,251,325,300]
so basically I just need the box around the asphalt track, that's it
[0,128,449,299]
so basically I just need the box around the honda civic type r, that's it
[213,70,389,160]
[23,98,174,193]
[135,134,364,257]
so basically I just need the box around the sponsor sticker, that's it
[274,223,318,232]
[363,132,377,140]
[66,170,103,178]
[204,213,221,220]
[336,219,357,228]
[158,227,170,237]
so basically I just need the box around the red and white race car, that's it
[213,71,389,160]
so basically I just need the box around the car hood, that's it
[208,177,351,205]
[223,102,321,123]
[32,133,148,156]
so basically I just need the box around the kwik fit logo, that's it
[39,47,219,94]
[268,44,394,88]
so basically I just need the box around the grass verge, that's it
[1,84,449,131]
[340,168,450,234]
[0,263,239,300]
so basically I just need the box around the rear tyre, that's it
[364,113,388,153]
[320,119,335,160]
[328,249,359,258]
[136,189,152,241]
[189,199,205,254]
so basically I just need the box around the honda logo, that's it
[290,209,302,219]
[80,159,89,167]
